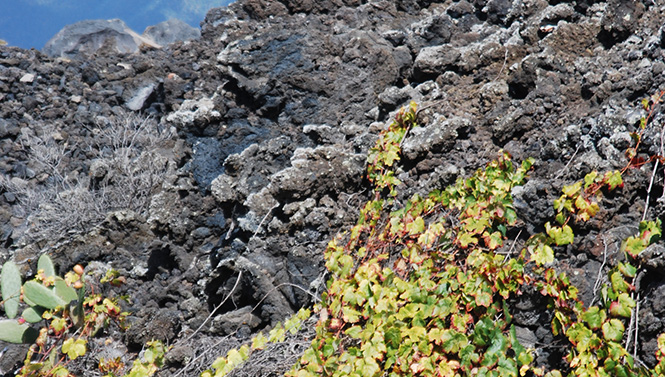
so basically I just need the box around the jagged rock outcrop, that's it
[142,19,200,46]
[42,18,200,58]
[1,0,665,374]
[42,19,160,58]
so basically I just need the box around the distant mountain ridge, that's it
[42,18,200,58]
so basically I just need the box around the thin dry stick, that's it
[501,229,523,262]
[661,122,665,203]
[183,271,243,344]
[643,159,660,221]
[493,48,509,82]
[398,123,413,149]
[626,269,645,353]
[229,281,322,348]
[554,144,581,180]
[176,281,320,377]
[174,203,295,375]
[591,237,609,306]
[248,282,322,311]
[633,293,640,360]
[645,121,665,218]
[250,204,279,241]
[626,299,635,352]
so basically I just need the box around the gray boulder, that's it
[42,18,199,58]
[142,19,200,46]
[43,19,160,58]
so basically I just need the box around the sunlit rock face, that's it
[42,18,199,58]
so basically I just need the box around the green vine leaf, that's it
[603,171,623,190]
[610,271,631,294]
[406,216,425,235]
[623,237,646,257]
[581,306,605,330]
[545,223,574,246]
[609,293,635,318]
[457,232,478,248]
[530,244,554,265]
[61,338,86,360]
[602,319,625,342]
[562,181,582,197]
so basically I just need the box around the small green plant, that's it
[0,255,84,344]
[96,339,167,377]
[623,90,665,172]
[111,340,168,377]
[524,169,653,376]
[0,255,144,377]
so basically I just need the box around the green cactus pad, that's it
[23,281,67,309]
[54,277,77,303]
[37,254,56,278]
[1,261,22,319]
[22,306,46,323]
[0,319,38,343]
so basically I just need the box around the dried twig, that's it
[591,237,609,306]
[183,271,243,345]
[493,47,509,82]
[250,204,279,241]
[501,229,522,262]
[172,334,235,377]
[645,121,665,219]
[634,293,640,360]
[554,144,581,180]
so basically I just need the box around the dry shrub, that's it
[0,112,175,244]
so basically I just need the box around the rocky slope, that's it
[1,0,665,375]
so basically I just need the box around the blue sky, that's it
[0,0,234,50]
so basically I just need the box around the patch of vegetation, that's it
[205,100,665,377]
[5,96,665,377]
[0,255,166,377]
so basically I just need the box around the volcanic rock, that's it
[42,18,199,59]
[142,19,200,46]
[42,19,160,58]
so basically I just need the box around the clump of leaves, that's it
[533,212,664,376]
[0,255,162,377]
[105,340,168,377]
[623,90,665,171]
[285,101,665,377]
[288,103,537,377]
